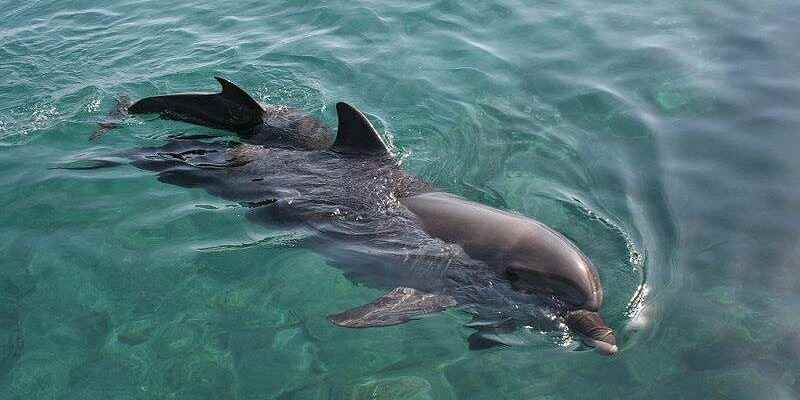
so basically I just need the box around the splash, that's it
[571,197,648,319]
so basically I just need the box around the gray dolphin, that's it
[109,76,617,355]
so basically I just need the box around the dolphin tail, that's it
[128,77,264,135]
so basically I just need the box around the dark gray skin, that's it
[106,77,617,355]
[127,77,333,150]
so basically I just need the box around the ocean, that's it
[1,0,799,398]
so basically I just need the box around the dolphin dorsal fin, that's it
[331,102,390,155]
[214,76,262,112]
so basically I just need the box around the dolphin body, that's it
[114,77,617,355]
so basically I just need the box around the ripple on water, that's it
[0,101,61,146]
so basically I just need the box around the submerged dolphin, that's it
[107,77,617,355]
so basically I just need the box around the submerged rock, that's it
[352,376,433,400]
[116,320,154,346]
[165,349,236,400]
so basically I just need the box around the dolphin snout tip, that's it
[597,342,618,356]
[584,337,617,355]
[564,310,618,356]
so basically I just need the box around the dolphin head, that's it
[565,309,618,355]
[503,227,604,312]
[500,228,616,354]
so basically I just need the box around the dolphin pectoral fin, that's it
[128,77,264,134]
[49,158,125,170]
[328,287,456,328]
[467,331,528,350]
[468,332,509,350]
[330,102,390,156]
[465,317,521,350]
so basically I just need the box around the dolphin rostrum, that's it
[102,76,617,355]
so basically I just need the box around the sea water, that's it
[1,0,799,398]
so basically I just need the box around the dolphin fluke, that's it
[128,76,264,134]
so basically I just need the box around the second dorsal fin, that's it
[129,76,264,133]
[214,76,262,112]
[331,102,390,155]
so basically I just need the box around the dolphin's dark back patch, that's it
[331,102,390,155]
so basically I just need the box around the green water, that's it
[1,0,799,398]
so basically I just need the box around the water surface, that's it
[1,0,799,398]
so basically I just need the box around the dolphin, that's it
[103,76,617,355]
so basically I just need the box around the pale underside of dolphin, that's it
[95,76,617,355]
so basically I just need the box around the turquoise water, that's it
[1,0,799,398]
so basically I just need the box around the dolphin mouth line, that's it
[594,329,615,341]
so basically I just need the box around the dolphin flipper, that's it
[464,318,522,350]
[128,77,264,134]
[49,158,126,170]
[328,287,456,328]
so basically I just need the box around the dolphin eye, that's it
[505,268,519,281]
[505,268,538,295]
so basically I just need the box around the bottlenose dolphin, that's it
[101,77,617,355]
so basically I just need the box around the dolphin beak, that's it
[586,338,618,356]
[563,310,618,356]
[584,328,618,356]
